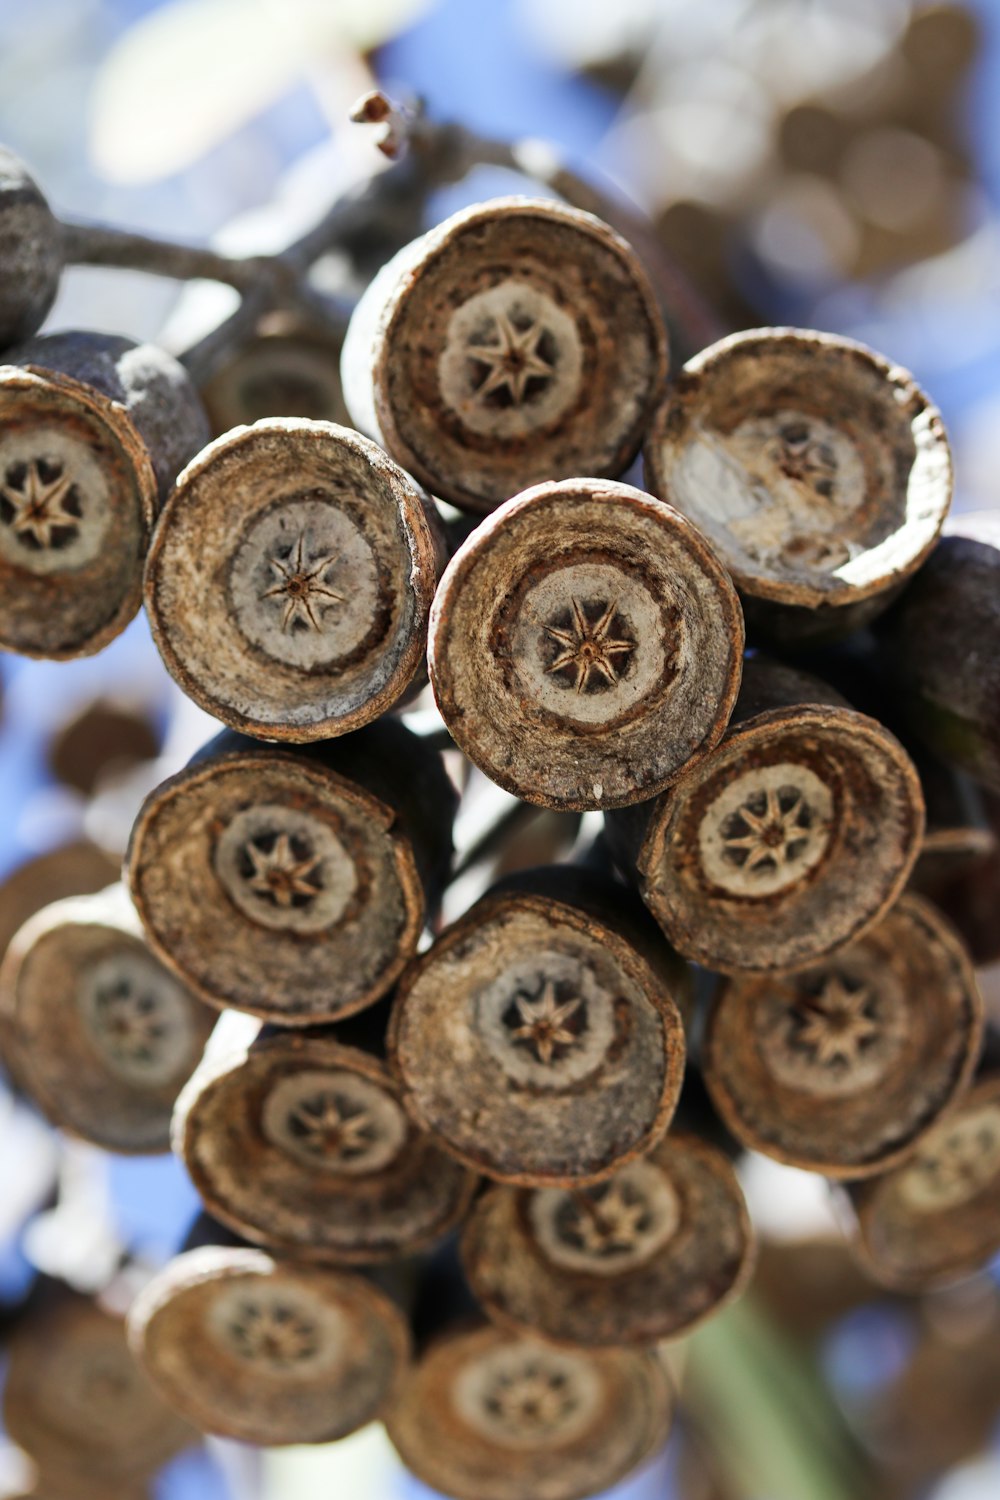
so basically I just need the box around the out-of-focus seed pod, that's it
[428,479,744,810]
[461,1132,754,1347]
[389,867,687,1185]
[144,418,441,741]
[0,885,213,1153]
[0,149,63,349]
[875,513,1000,793]
[385,1321,674,1500]
[341,197,668,514]
[199,311,350,434]
[644,329,952,647]
[46,698,161,797]
[0,841,120,970]
[702,894,982,1177]
[605,657,924,973]
[127,1244,411,1446]
[174,1011,477,1262]
[2,1290,192,1488]
[0,332,208,658]
[847,1071,1000,1290]
[126,721,455,1024]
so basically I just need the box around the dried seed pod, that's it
[47,698,161,797]
[644,329,952,645]
[341,197,668,513]
[0,886,214,1153]
[126,720,455,1024]
[875,514,1000,793]
[702,894,983,1177]
[386,1322,674,1500]
[0,841,119,969]
[144,418,441,740]
[848,1073,1000,1290]
[461,1132,754,1347]
[0,149,63,348]
[428,479,744,810]
[389,869,687,1185]
[127,1245,410,1445]
[3,1291,192,1486]
[175,1013,477,1262]
[605,657,924,973]
[199,311,349,433]
[0,332,208,658]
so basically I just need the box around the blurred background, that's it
[1,0,1000,1496]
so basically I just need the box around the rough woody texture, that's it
[875,513,1000,792]
[0,333,207,657]
[175,1015,477,1262]
[144,418,442,741]
[0,149,63,348]
[461,1132,754,1347]
[127,723,454,1024]
[0,886,213,1153]
[703,894,983,1176]
[199,312,350,435]
[605,658,925,973]
[385,1322,674,1500]
[849,1072,1000,1290]
[644,328,952,642]
[127,1245,410,1445]
[388,873,687,1186]
[428,479,744,811]
[342,196,668,513]
[3,1292,192,1485]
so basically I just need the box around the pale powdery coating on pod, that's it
[851,1075,1000,1291]
[127,1247,410,1446]
[386,1324,674,1500]
[703,894,983,1177]
[428,480,744,811]
[462,1135,755,1347]
[174,1028,477,1263]
[341,196,668,513]
[627,704,924,973]
[0,890,213,1154]
[126,750,425,1024]
[388,892,686,1186]
[645,327,952,609]
[144,419,440,741]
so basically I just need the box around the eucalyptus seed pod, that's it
[702,893,983,1177]
[0,148,63,348]
[0,841,119,970]
[461,1131,754,1348]
[428,478,744,811]
[144,418,441,741]
[341,196,668,514]
[386,1321,674,1500]
[605,657,924,974]
[0,331,208,658]
[199,310,349,433]
[875,514,1000,793]
[3,1290,192,1487]
[127,1244,410,1446]
[644,328,952,647]
[388,867,687,1186]
[0,885,213,1153]
[174,1010,477,1263]
[126,720,455,1024]
[847,1072,1000,1290]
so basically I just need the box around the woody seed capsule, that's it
[0,148,63,349]
[644,328,952,646]
[428,478,744,810]
[461,1132,755,1347]
[126,720,455,1024]
[702,893,983,1177]
[605,657,924,973]
[341,196,668,513]
[144,418,442,741]
[199,311,350,434]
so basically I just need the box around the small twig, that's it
[58,218,297,296]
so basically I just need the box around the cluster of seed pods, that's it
[1,135,999,1500]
